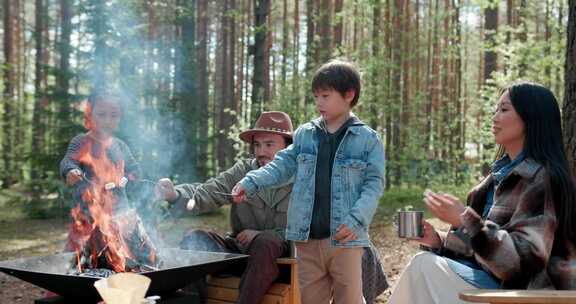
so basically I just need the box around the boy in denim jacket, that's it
[232,60,385,303]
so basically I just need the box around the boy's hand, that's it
[231,184,247,203]
[156,178,178,202]
[334,224,357,243]
[66,169,83,186]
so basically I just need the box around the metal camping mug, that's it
[396,210,424,238]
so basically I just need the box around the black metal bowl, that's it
[0,249,247,299]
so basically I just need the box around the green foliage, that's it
[377,182,473,222]
[10,177,70,220]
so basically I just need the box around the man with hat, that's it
[156,111,294,304]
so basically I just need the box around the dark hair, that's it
[503,82,576,240]
[88,90,123,108]
[312,60,361,107]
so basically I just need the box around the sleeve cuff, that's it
[170,188,187,207]
[344,214,364,235]
[240,178,258,196]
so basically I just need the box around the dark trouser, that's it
[180,229,288,304]
[362,243,389,304]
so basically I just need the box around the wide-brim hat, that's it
[239,111,294,143]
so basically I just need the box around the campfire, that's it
[66,138,158,277]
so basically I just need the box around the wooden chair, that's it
[205,257,301,304]
[459,289,576,304]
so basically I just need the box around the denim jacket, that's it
[239,115,385,247]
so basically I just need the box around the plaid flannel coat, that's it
[439,158,575,289]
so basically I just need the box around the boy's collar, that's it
[310,113,365,129]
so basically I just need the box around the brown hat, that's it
[239,111,294,143]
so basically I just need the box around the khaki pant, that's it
[388,251,483,304]
[296,238,364,304]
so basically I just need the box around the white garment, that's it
[388,251,485,304]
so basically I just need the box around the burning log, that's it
[68,209,159,276]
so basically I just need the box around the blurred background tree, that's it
[0,0,573,215]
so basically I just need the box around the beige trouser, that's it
[296,238,364,304]
[388,251,484,304]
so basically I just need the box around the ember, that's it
[69,268,116,278]
[66,137,158,275]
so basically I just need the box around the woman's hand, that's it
[424,190,466,227]
[417,220,442,249]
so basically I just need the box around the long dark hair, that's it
[505,82,576,240]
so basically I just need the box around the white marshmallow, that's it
[186,198,196,211]
[119,177,128,188]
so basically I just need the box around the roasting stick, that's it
[212,191,235,196]
[139,179,158,186]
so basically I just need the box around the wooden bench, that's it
[205,257,301,304]
[459,289,576,304]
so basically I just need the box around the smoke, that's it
[68,0,204,262]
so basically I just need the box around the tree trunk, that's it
[370,0,381,129]
[304,0,316,118]
[196,0,209,178]
[401,0,411,151]
[281,0,289,88]
[564,0,576,175]
[333,0,343,47]
[251,0,270,123]
[174,0,197,180]
[292,0,300,107]
[57,0,73,149]
[384,0,392,189]
[264,1,272,102]
[483,3,498,83]
[32,0,46,180]
[318,0,333,62]
[353,0,359,50]
[391,0,403,185]
[544,0,551,85]
[226,0,237,166]
[2,0,16,187]
[215,0,228,171]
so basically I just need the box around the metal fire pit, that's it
[0,249,247,299]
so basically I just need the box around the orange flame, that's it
[67,137,145,273]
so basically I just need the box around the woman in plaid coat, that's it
[389,82,576,304]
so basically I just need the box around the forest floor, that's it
[0,188,449,304]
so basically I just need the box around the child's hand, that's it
[334,224,357,243]
[231,184,246,203]
[66,169,83,186]
[156,178,178,202]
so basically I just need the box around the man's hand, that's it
[231,184,247,203]
[334,224,357,244]
[237,229,261,247]
[424,190,465,228]
[66,169,83,186]
[156,178,178,202]
[416,220,442,249]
